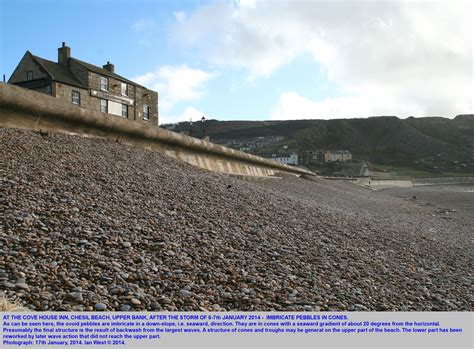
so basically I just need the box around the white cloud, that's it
[133,65,215,111]
[271,92,424,120]
[235,0,257,9]
[173,11,186,23]
[132,72,155,86]
[171,0,473,117]
[160,106,205,125]
[180,106,204,122]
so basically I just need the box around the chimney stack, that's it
[103,61,114,73]
[58,42,71,66]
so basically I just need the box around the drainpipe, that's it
[134,85,137,120]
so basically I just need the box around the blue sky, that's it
[1,0,472,124]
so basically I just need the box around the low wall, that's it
[0,83,314,178]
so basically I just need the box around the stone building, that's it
[324,150,352,163]
[8,42,158,126]
[300,149,324,165]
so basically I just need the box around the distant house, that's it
[300,150,324,165]
[324,150,352,163]
[8,42,158,126]
[269,152,298,166]
[239,146,252,152]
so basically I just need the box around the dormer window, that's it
[121,83,128,96]
[100,76,108,91]
[26,71,33,81]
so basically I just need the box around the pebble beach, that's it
[1,128,472,311]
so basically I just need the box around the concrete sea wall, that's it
[0,83,314,178]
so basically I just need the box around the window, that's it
[100,76,108,91]
[121,83,128,96]
[26,71,33,81]
[121,104,128,118]
[71,91,80,105]
[100,99,108,113]
[143,105,150,120]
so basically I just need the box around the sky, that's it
[1,0,472,124]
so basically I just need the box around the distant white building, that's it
[324,150,352,163]
[272,152,298,165]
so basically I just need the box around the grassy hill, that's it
[163,115,474,175]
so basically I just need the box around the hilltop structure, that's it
[8,42,158,126]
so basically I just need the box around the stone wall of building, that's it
[87,72,134,97]
[88,72,158,126]
[88,72,135,120]
[135,85,158,126]
[52,82,91,110]
[90,97,136,119]
[8,53,48,83]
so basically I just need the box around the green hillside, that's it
[163,115,474,175]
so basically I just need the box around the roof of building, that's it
[27,51,146,89]
[30,53,87,89]
[70,58,143,87]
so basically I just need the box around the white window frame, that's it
[100,76,108,91]
[100,99,108,113]
[26,71,33,81]
[121,83,128,96]
[121,104,128,118]
[71,91,80,105]
[143,104,150,120]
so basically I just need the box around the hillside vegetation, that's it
[167,115,474,175]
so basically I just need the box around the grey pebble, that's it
[94,303,107,311]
